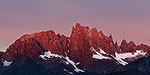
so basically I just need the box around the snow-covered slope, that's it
[114,50,146,65]
[91,47,146,66]
[91,47,111,60]
[40,51,84,73]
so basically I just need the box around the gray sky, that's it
[0,0,150,51]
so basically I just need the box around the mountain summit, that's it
[0,23,150,75]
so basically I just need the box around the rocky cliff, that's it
[0,23,150,74]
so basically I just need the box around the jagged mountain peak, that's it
[75,22,81,28]
[99,30,105,38]
[1,23,150,74]
[3,23,150,59]
[1,23,150,75]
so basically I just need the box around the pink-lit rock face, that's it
[4,30,69,61]
[2,23,150,68]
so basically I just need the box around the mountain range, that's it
[0,23,150,75]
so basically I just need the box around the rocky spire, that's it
[107,34,113,43]
[91,27,99,41]
[120,39,128,52]
[99,30,105,38]
[75,22,82,30]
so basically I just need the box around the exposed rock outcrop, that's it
[1,23,150,72]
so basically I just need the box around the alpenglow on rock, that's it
[0,23,150,74]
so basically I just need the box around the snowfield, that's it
[115,50,146,65]
[40,51,85,73]
[91,47,111,60]
[40,47,146,72]
[91,47,146,65]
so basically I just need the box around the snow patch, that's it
[91,47,111,60]
[98,47,106,54]
[64,57,84,72]
[40,51,62,60]
[64,69,73,74]
[40,51,84,73]
[2,60,12,66]
[115,50,146,65]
